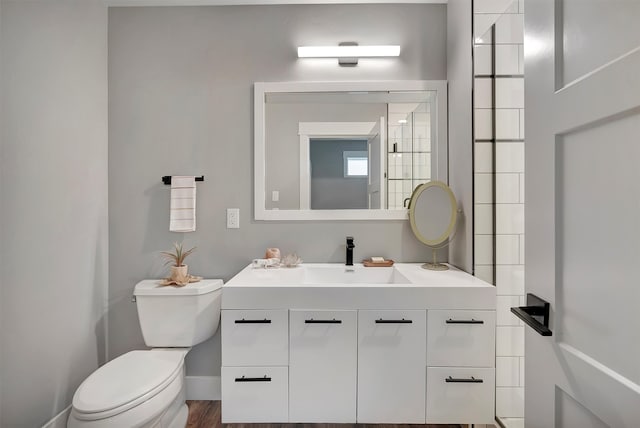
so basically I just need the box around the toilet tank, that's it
[134,279,223,347]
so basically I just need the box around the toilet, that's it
[68,279,223,428]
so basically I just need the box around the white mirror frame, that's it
[254,80,448,221]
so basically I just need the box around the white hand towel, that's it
[170,176,196,232]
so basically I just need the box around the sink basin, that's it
[303,265,410,284]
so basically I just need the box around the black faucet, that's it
[346,236,355,266]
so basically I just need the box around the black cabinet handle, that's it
[375,318,412,324]
[235,318,271,324]
[446,318,484,324]
[235,376,271,382]
[446,376,483,383]
[511,293,552,336]
[305,318,342,324]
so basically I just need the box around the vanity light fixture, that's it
[297,42,400,66]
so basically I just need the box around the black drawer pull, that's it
[305,318,342,324]
[446,376,483,383]
[235,318,271,324]
[235,376,271,382]
[446,318,484,324]
[375,318,412,324]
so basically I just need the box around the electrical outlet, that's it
[227,208,240,229]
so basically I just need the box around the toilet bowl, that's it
[68,279,223,428]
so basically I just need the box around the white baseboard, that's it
[186,375,221,400]
[41,405,71,428]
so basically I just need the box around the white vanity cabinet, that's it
[289,310,357,423]
[357,310,427,423]
[222,263,497,425]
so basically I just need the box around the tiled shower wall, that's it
[473,1,525,427]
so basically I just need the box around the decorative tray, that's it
[362,259,394,267]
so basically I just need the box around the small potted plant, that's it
[161,242,196,284]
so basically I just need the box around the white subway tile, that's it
[497,296,522,326]
[496,204,524,234]
[496,173,520,203]
[519,173,525,203]
[475,45,493,75]
[475,78,493,108]
[475,235,494,265]
[475,142,493,173]
[474,0,515,14]
[475,14,501,40]
[475,204,494,235]
[518,0,524,13]
[519,234,525,264]
[496,356,520,387]
[502,418,525,428]
[474,265,494,284]
[496,234,520,265]
[496,142,524,173]
[475,108,493,140]
[475,173,493,203]
[495,44,520,75]
[496,387,525,417]
[496,109,520,140]
[496,265,525,295]
[519,356,525,386]
[518,44,525,74]
[495,13,524,44]
[496,326,524,356]
[496,78,524,109]
[519,109,525,138]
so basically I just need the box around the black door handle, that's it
[511,293,552,336]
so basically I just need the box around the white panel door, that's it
[367,117,386,209]
[357,310,426,423]
[524,1,640,427]
[289,310,357,423]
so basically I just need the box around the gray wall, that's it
[108,4,447,377]
[0,1,108,426]
[446,0,474,273]
[310,139,368,210]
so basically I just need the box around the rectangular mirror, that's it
[255,81,447,220]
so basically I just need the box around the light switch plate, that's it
[227,208,240,229]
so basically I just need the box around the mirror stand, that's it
[422,247,449,271]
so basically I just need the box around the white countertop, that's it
[223,263,495,310]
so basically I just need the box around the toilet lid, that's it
[72,350,184,416]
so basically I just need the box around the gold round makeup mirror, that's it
[408,181,458,270]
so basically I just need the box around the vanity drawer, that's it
[427,310,495,367]
[221,309,288,366]
[221,366,288,423]
[426,367,495,424]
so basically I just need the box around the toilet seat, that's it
[72,350,185,421]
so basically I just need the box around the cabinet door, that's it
[357,310,427,423]
[427,310,495,367]
[289,310,357,423]
[221,309,288,366]
[426,367,495,424]
[221,366,288,423]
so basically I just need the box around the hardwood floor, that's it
[186,401,463,428]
